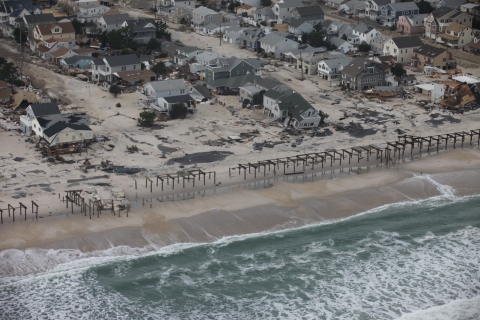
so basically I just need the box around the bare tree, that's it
[57,1,75,18]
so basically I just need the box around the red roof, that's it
[37,45,51,53]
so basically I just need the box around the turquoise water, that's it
[1,196,480,319]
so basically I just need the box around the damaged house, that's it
[137,79,195,112]
[20,102,93,145]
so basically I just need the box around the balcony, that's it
[136,87,155,101]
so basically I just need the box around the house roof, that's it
[260,32,292,46]
[149,79,186,92]
[192,6,217,16]
[413,44,446,57]
[368,0,390,6]
[178,46,202,54]
[72,48,97,54]
[192,85,211,99]
[342,57,385,77]
[446,22,468,32]
[0,88,12,99]
[105,54,140,67]
[101,13,130,25]
[49,47,70,58]
[288,20,309,28]
[115,70,156,80]
[330,36,348,47]
[293,5,324,17]
[37,45,51,53]
[321,57,354,68]
[30,102,60,117]
[62,55,96,65]
[388,2,419,11]
[442,0,467,8]
[255,7,274,16]
[98,9,123,17]
[276,0,304,8]
[24,13,55,24]
[163,94,194,103]
[36,22,75,35]
[391,35,423,48]
[353,23,370,33]
[0,80,8,87]
[431,6,455,18]
[43,121,92,138]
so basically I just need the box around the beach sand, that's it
[1,148,479,253]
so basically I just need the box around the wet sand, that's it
[1,148,480,252]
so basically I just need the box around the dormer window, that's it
[54,28,59,32]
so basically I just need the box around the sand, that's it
[1,148,480,252]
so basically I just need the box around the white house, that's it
[350,24,380,44]
[260,33,299,58]
[288,20,314,35]
[318,57,353,81]
[137,79,189,111]
[91,54,142,82]
[77,4,110,23]
[273,0,304,22]
[330,36,355,53]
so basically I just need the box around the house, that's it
[114,70,157,85]
[60,55,97,69]
[240,28,265,51]
[401,74,417,85]
[349,24,380,45]
[396,14,427,34]
[370,35,391,53]
[191,7,222,32]
[20,102,59,135]
[122,18,156,44]
[339,0,365,16]
[174,46,203,66]
[273,0,304,22]
[48,47,76,65]
[330,36,355,53]
[465,35,480,54]
[37,113,93,146]
[23,13,55,37]
[204,57,263,82]
[383,36,424,63]
[77,4,110,23]
[295,51,324,75]
[365,0,390,21]
[326,0,348,9]
[341,57,386,90]
[236,4,256,17]
[91,54,142,82]
[161,41,183,57]
[263,91,323,128]
[461,3,479,15]
[288,20,314,35]
[72,47,97,56]
[136,79,192,112]
[260,32,299,58]
[254,7,275,21]
[436,22,474,48]
[239,85,262,101]
[170,0,195,8]
[381,2,419,27]
[223,27,247,44]
[189,85,211,101]
[290,5,324,25]
[33,22,75,42]
[435,0,467,10]
[97,13,130,33]
[424,7,472,39]
[412,44,457,70]
[202,21,239,36]
[318,57,353,81]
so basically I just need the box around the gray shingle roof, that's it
[431,6,455,17]
[23,13,55,24]
[342,57,385,77]
[163,94,193,103]
[105,54,140,67]
[149,79,186,92]
[391,35,423,48]
[413,44,446,58]
[43,121,91,138]
[388,2,419,11]
[30,103,60,117]
[101,13,130,24]
[276,0,304,8]
[293,5,324,17]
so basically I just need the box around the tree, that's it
[302,23,336,49]
[341,34,348,41]
[155,20,171,40]
[228,1,240,12]
[260,0,272,6]
[109,85,122,97]
[57,1,74,17]
[151,62,167,75]
[358,43,371,52]
[13,28,27,44]
[147,38,160,50]
[391,63,407,77]
[200,0,208,7]
[169,103,188,119]
[1,62,19,87]
[71,19,83,35]
[0,57,6,65]
[138,110,156,127]
[415,0,434,14]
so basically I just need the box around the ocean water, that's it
[1,195,480,319]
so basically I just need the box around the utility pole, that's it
[220,25,222,46]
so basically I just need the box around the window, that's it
[134,65,136,70]
[107,67,110,72]
[241,70,244,74]
[122,66,126,71]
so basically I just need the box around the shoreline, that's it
[0,148,479,254]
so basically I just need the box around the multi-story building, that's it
[383,35,424,63]
[318,57,353,81]
[380,2,419,27]
[436,22,474,48]
[412,44,457,70]
[341,57,386,90]
[204,57,263,83]
[365,0,390,21]
[396,14,427,34]
[91,54,142,82]
[424,7,472,39]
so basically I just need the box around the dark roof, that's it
[293,5,324,17]
[43,121,91,138]
[193,85,211,98]
[30,103,60,117]
[24,13,55,24]
[370,0,391,6]
[414,44,446,57]
[163,94,194,103]
[105,54,140,67]
[391,36,423,49]
[342,57,385,77]
[431,6,455,18]
[288,20,308,28]
[101,13,130,24]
